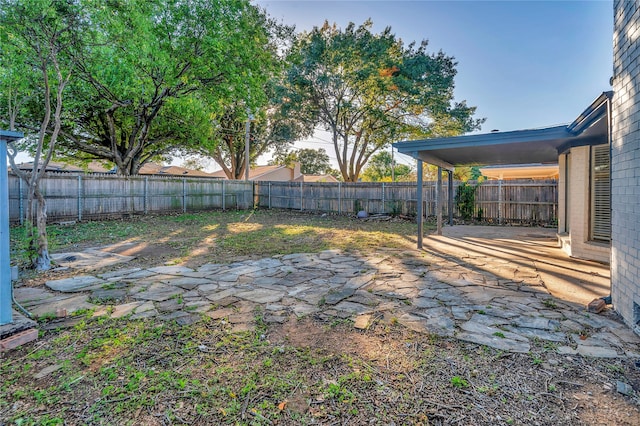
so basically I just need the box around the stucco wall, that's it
[612,0,640,334]
[557,148,610,264]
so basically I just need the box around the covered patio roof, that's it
[393,91,612,170]
[392,91,612,246]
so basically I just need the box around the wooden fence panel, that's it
[8,173,254,224]
[8,172,557,225]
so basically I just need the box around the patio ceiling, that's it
[393,92,612,170]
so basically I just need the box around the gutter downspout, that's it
[605,93,613,305]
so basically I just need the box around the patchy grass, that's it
[10,209,423,268]
[2,316,639,425]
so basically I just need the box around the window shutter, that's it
[591,145,610,242]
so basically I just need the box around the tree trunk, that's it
[32,189,50,271]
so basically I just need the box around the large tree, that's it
[206,92,308,179]
[285,20,484,182]
[1,0,83,270]
[270,148,333,175]
[52,0,277,175]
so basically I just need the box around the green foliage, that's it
[361,151,412,182]
[285,20,484,182]
[4,0,283,176]
[270,148,333,175]
[450,376,469,388]
[455,182,478,220]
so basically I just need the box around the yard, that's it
[3,210,640,425]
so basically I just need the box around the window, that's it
[590,144,610,242]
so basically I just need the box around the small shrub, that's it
[455,182,478,220]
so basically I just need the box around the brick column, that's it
[611,0,640,334]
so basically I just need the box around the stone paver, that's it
[16,245,640,359]
[46,276,104,292]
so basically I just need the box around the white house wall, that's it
[558,154,568,235]
[612,0,640,335]
[557,148,610,264]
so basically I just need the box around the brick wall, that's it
[612,0,640,334]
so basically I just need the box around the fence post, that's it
[300,181,303,211]
[498,179,503,225]
[144,176,148,214]
[221,181,225,210]
[268,182,271,209]
[18,176,23,225]
[382,182,385,213]
[338,182,341,214]
[182,178,187,213]
[77,175,83,222]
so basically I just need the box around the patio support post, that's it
[498,179,503,225]
[0,137,10,324]
[416,159,423,249]
[0,131,22,325]
[448,170,454,225]
[437,166,443,235]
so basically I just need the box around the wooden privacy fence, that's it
[255,181,441,216]
[254,179,558,224]
[8,173,253,224]
[8,173,557,225]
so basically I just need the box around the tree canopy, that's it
[0,0,85,270]
[270,148,333,175]
[284,20,484,182]
[3,0,282,176]
[361,151,412,182]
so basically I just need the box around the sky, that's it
[12,1,614,171]
[250,0,614,168]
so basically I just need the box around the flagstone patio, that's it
[15,226,640,358]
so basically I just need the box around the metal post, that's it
[391,147,395,183]
[448,170,453,225]
[0,131,22,325]
[416,159,423,249]
[437,166,443,235]
[18,177,23,226]
[77,175,83,222]
[244,117,251,181]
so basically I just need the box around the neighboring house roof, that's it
[394,92,612,169]
[211,163,304,182]
[480,163,559,180]
[11,161,218,177]
[138,163,218,178]
[303,174,340,183]
[11,160,112,173]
